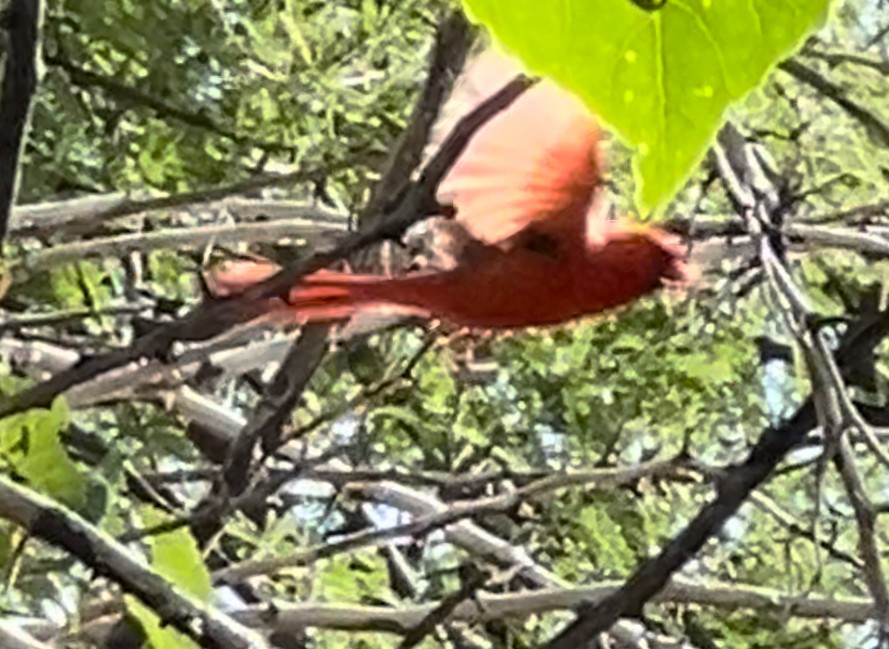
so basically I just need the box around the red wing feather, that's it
[428,48,604,247]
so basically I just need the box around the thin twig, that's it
[833,438,889,643]
[724,122,889,645]
[19,218,345,272]
[540,123,889,649]
[779,59,889,148]
[44,54,295,153]
[213,456,683,584]
[802,48,889,75]
[246,580,881,631]
[220,324,330,497]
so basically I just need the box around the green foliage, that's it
[2,0,886,647]
[28,0,446,203]
[127,510,212,649]
[316,550,395,604]
[0,398,87,510]
[460,0,830,212]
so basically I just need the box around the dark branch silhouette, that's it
[0,0,42,244]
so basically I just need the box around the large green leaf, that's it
[127,510,212,649]
[460,0,830,211]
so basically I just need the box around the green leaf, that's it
[579,504,634,572]
[148,523,212,601]
[316,552,393,604]
[127,510,211,649]
[460,0,830,210]
[128,598,198,649]
[683,351,734,384]
[0,398,87,510]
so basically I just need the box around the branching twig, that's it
[213,456,684,584]
[721,122,889,644]
[221,324,330,497]
[358,11,475,236]
[230,579,881,635]
[747,490,864,569]
[0,475,267,649]
[398,565,489,649]
[20,576,884,641]
[287,330,439,441]
[779,59,889,148]
[834,438,889,641]
[802,48,889,75]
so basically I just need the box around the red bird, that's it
[204,49,686,330]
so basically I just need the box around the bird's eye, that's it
[522,233,561,258]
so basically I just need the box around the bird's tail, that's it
[203,259,428,324]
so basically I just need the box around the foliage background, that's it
[0,0,888,648]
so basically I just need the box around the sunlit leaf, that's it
[0,398,87,509]
[127,510,211,649]
[460,0,830,210]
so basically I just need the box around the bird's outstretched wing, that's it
[428,48,604,247]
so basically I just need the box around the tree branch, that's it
[0,474,267,649]
[18,218,345,272]
[232,579,879,635]
[0,620,50,649]
[803,47,889,75]
[0,0,42,243]
[220,324,329,497]
[20,577,882,642]
[779,59,889,148]
[213,457,684,584]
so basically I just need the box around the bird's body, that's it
[204,48,686,330]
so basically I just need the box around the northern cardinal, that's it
[204,49,687,330]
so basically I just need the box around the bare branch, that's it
[21,578,882,641]
[221,324,329,497]
[397,566,489,649]
[779,59,889,148]
[213,457,685,584]
[358,11,475,235]
[0,620,50,649]
[18,218,345,272]
[231,579,880,634]
[803,47,889,75]
[0,474,267,649]
[834,438,889,635]
[9,184,346,238]
[720,121,889,642]
[540,123,889,649]
[797,200,889,225]
[747,490,864,569]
